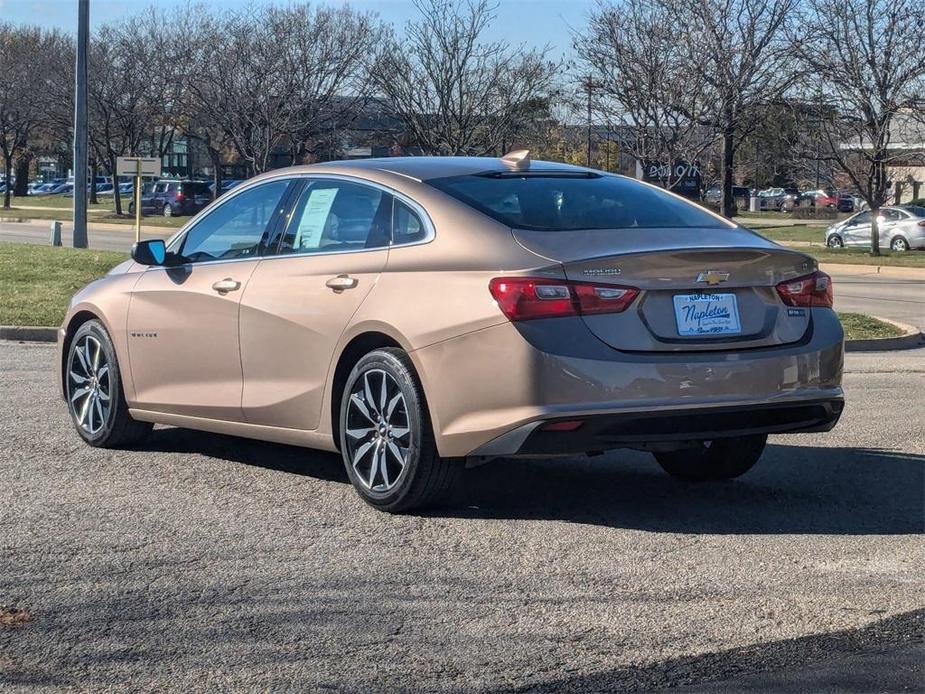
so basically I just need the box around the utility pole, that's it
[72,0,89,249]
[584,75,593,168]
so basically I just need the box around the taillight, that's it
[775,270,833,308]
[489,277,639,321]
[917,220,925,227]
[175,191,186,203]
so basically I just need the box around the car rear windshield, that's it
[427,172,724,231]
[183,182,211,195]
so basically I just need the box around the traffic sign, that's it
[116,156,160,177]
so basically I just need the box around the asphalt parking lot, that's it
[1,341,922,691]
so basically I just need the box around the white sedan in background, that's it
[825,206,925,251]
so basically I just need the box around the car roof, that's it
[251,156,594,183]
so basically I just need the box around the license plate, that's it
[673,292,742,336]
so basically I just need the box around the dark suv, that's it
[129,180,212,217]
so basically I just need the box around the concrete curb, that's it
[0,326,59,342]
[844,318,925,352]
[4,317,923,352]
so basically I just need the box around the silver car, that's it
[825,206,925,251]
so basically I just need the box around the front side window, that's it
[428,172,724,231]
[851,211,872,225]
[279,180,391,254]
[178,180,290,263]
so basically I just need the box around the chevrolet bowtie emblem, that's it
[696,270,730,285]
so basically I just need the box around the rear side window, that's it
[902,206,925,218]
[428,173,723,231]
[392,199,427,245]
[278,180,391,254]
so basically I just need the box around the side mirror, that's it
[131,239,167,266]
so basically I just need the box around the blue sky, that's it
[3,0,595,56]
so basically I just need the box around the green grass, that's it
[806,247,925,267]
[7,194,113,210]
[838,312,904,340]
[737,210,792,220]
[750,225,925,266]
[0,242,127,326]
[753,224,822,243]
[3,195,186,228]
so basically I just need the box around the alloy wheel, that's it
[68,335,112,435]
[891,237,908,252]
[344,369,411,493]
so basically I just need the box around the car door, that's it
[878,208,902,245]
[239,177,396,430]
[126,178,295,421]
[842,211,871,246]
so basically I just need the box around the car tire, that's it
[826,234,844,248]
[339,348,463,513]
[162,204,173,217]
[654,434,767,481]
[890,236,910,252]
[65,320,152,448]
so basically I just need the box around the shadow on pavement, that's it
[137,428,924,535]
[502,608,924,693]
[140,426,348,483]
[448,444,925,535]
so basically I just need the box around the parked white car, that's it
[825,206,925,251]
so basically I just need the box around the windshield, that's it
[427,172,727,231]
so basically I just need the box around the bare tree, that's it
[680,0,797,216]
[792,0,925,254]
[183,4,378,179]
[370,0,558,156]
[0,25,65,208]
[576,0,716,190]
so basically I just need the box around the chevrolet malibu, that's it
[58,154,844,513]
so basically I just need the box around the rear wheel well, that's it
[330,332,402,450]
[60,310,101,394]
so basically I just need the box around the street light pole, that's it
[585,75,593,168]
[72,0,89,249]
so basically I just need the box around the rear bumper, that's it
[482,398,843,457]
[411,309,845,458]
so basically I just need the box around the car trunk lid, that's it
[512,226,817,352]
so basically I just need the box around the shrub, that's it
[793,206,837,220]
[907,198,925,206]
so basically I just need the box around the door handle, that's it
[326,275,359,291]
[211,278,241,294]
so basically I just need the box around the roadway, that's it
[0,342,922,690]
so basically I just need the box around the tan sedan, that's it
[58,154,844,512]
